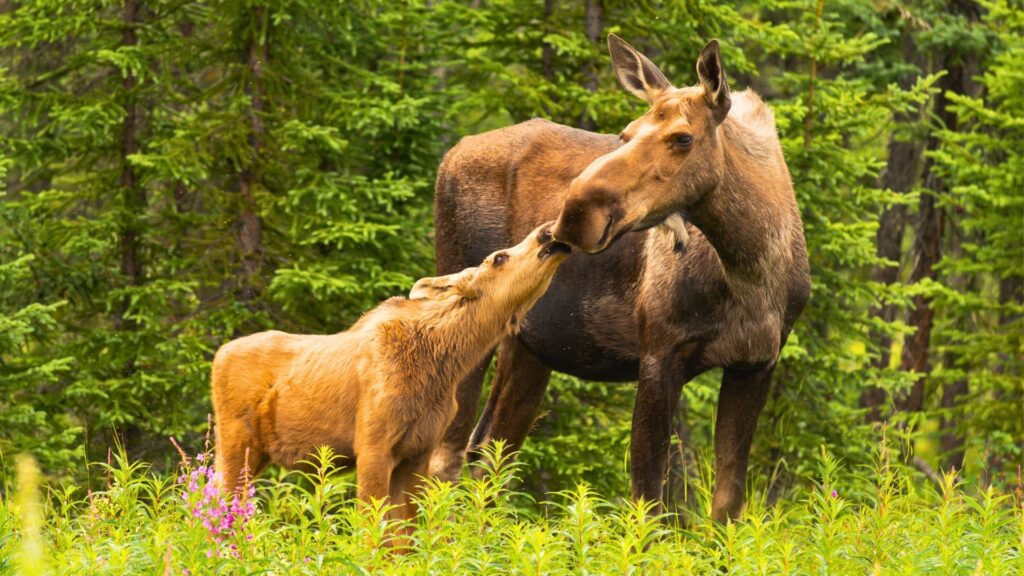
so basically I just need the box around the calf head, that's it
[552,35,732,253]
[411,222,571,331]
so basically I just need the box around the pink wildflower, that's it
[177,450,258,558]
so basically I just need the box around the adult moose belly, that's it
[517,232,644,382]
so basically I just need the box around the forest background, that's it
[0,0,1021,512]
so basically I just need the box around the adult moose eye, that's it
[492,252,508,267]
[673,134,694,148]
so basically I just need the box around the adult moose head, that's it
[554,36,733,253]
[429,35,810,524]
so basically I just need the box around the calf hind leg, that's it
[214,419,267,493]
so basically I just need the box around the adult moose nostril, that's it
[537,225,554,244]
[596,213,615,249]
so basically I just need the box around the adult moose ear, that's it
[696,39,731,123]
[608,34,672,104]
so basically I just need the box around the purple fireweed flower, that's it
[177,451,257,559]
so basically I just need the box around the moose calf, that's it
[211,222,570,528]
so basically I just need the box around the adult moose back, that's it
[431,35,809,522]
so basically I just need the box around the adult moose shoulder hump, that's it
[430,34,810,523]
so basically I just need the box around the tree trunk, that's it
[938,217,971,471]
[861,27,928,420]
[897,179,942,413]
[896,0,981,414]
[578,0,603,130]
[118,0,145,325]
[938,377,968,471]
[116,0,147,458]
[237,8,267,304]
[540,0,556,81]
[984,274,1024,487]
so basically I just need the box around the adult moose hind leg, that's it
[711,364,775,523]
[630,352,692,513]
[467,335,551,475]
[428,354,493,482]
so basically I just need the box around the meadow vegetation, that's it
[2,442,1021,574]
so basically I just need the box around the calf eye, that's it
[492,252,508,267]
[674,134,694,148]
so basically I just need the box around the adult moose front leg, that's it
[631,352,693,511]
[711,363,775,522]
[467,335,552,474]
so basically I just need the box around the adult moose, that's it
[430,35,809,522]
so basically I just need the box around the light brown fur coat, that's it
[211,223,569,529]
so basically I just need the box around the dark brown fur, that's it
[429,36,810,523]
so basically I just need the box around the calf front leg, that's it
[390,452,430,524]
[428,353,493,482]
[388,452,430,553]
[711,364,775,523]
[357,449,394,505]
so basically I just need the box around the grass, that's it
[0,441,1021,575]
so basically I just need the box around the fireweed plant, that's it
[0,441,1021,574]
[172,445,257,558]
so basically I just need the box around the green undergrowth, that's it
[1,442,1021,575]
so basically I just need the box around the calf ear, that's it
[696,39,731,123]
[608,34,672,104]
[409,275,453,300]
[410,268,482,301]
[453,268,482,301]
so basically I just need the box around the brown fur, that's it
[211,223,570,537]
[430,36,810,523]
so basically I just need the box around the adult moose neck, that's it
[685,123,798,284]
[551,36,799,287]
